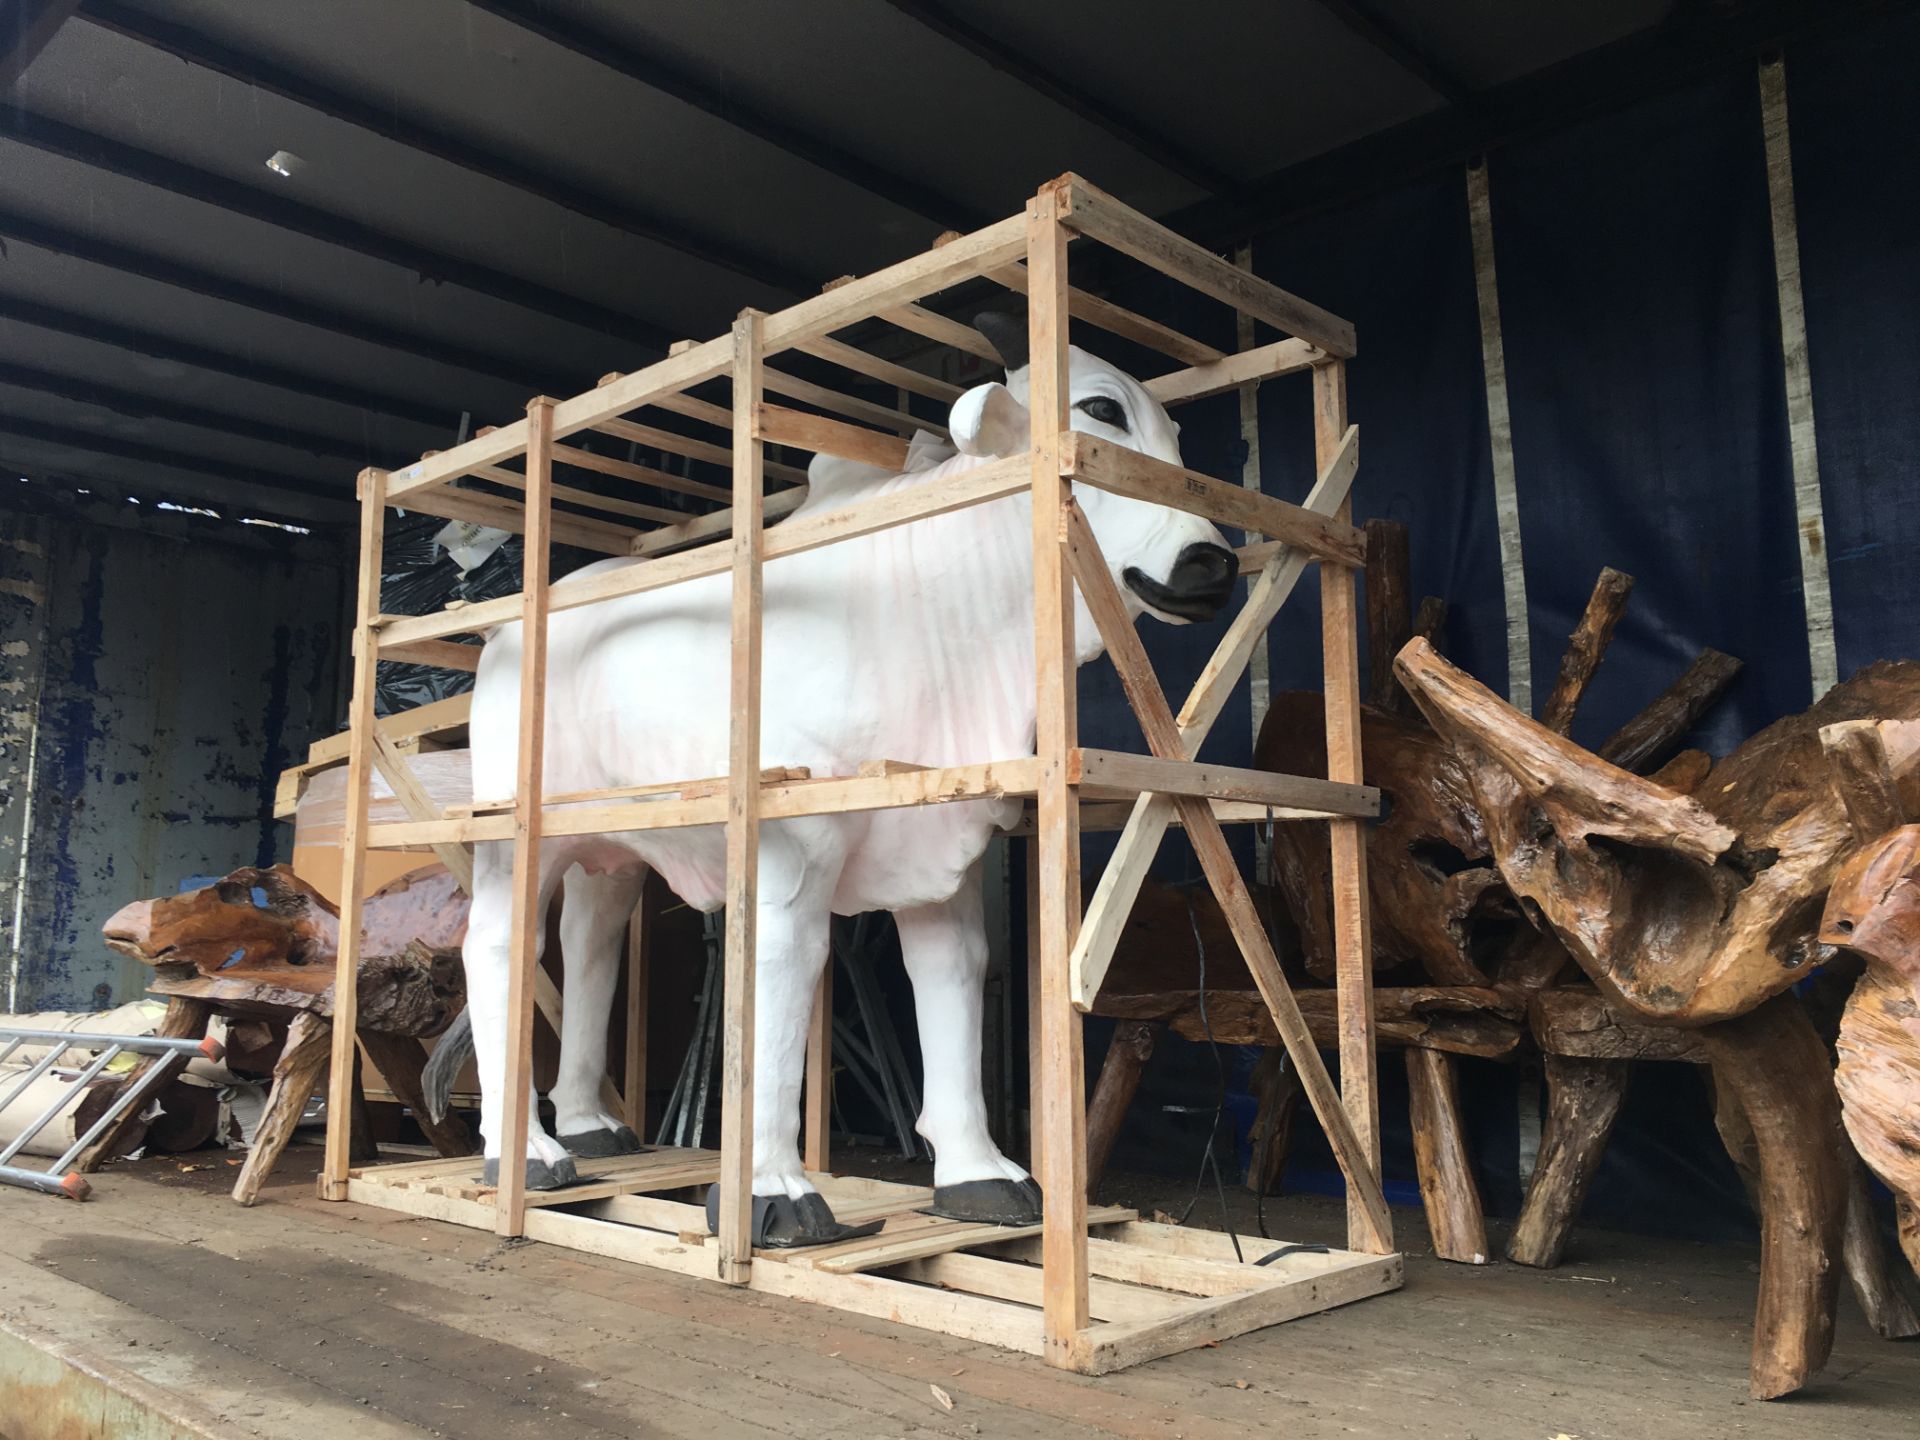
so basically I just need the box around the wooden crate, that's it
[346,1154,1401,1372]
[318,172,1398,1372]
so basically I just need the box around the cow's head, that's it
[951,310,1236,625]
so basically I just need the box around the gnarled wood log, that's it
[1084,1021,1158,1199]
[1698,995,1848,1400]
[1396,642,1920,1025]
[1821,823,1920,1280]
[1405,1048,1487,1264]
[1259,693,1511,987]
[1507,1054,1631,1269]
[103,864,468,1037]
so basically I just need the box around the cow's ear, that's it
[950,382,1030,457]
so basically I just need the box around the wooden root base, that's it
[343,1152,1401,1372]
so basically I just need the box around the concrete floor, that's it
[1,1145,1915,1439]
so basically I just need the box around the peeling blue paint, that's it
[7,496,345,1009]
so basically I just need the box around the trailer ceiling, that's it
[0,0,1863,526]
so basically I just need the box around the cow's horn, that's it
[973,309,1029,372]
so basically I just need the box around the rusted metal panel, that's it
[2,495,346,1011]
[0,1316,235,1439]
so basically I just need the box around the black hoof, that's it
[558,1126,647,1158]
[704,1187,885,1249]
[929,1177,1043,1224]
[481,1155,578,1191]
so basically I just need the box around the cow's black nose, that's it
[1122,542,1238,621]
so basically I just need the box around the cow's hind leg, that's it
[898,861,1040,1223]
[703,829,878,1248]
[552,865,649,1156]
[465,842,577,1189]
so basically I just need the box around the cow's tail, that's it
[421,1008,474,1124]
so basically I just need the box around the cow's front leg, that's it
[551,865,648,1156]
[704,829,879,1248]
[897,861,1041,1223]
[466,843,576,1189]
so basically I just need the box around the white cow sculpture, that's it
[423,314,1237,1246]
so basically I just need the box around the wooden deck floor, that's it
[1,1146,1915,1439]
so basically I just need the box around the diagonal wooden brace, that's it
[1062,502,1392,1254]
[1070,423,1359,1009]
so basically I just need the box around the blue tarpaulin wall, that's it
[1076,9,1920,1245]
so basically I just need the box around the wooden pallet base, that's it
[344,1153,1401,1372]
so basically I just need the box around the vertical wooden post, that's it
[495,397,556,1237]
[1025,840,1043,1178]
[320,467,387,1201]
[802,968,831,1172]
[624,887,648,1136]
[1315,360,1385,1254]
[717,309,767,1285]
[1029,180,1088,1363]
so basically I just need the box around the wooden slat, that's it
[987,261,1225,366]
[877,302,1000,362]
[1143,338,1324,407]
[748,1258,1044,1356]
[467,460,684,527]
[798,336,962,403]
[1058,175,1357,358]
[495,396,556,1238]
[891,1254,1186,1323]
[366,757,1043,848]
[760,216,1027,354]
[319,467,387,1203]
[1315,361,1384,1255]
[1069,1253,1403,1374]
[630,485,810,558]
[380,637,482,672]
[553,442,730,505]
[1066,748,1377,815]
[1069,424,1359,1010]
[1065,432,1364,564]
[1027,180,1090,1365]
[717,310,766,1286]
[755,403,910,471]
[1062,499,1392,1257]
[806,1206,1133,1275]
[764,367,941,438]
[624,889,648,1134]
[376,454,1028,647]
[393,481,638,557]
[803,967,831,1173]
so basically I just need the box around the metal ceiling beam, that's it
[75,0,814,297]
[1170,0,1896,251]
[1308,0,1474,108]
[0,292,459,430]
[0,108,678,349]
[0,0,79,89]
[465,0,985,230]
[0,413,350,506]
[881,0,1238,197]
[0,358,375,462]
[0,207,555,389]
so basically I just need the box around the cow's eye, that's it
[1077,396,1128,430]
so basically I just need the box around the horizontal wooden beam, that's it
[631,486,811,557]
[1143,339,1324,407]
[987,261,1224,366]
[1065,430,1363,563]
[764,366,940,438]
[1059,175,1357,358]
[379,453,1028,645]
[366,756,1044,847]
[393,481,638,556]
[755,404,910,470]
[799,336,962,403]
[1067,748,1378,816]
[876,302,999,362]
